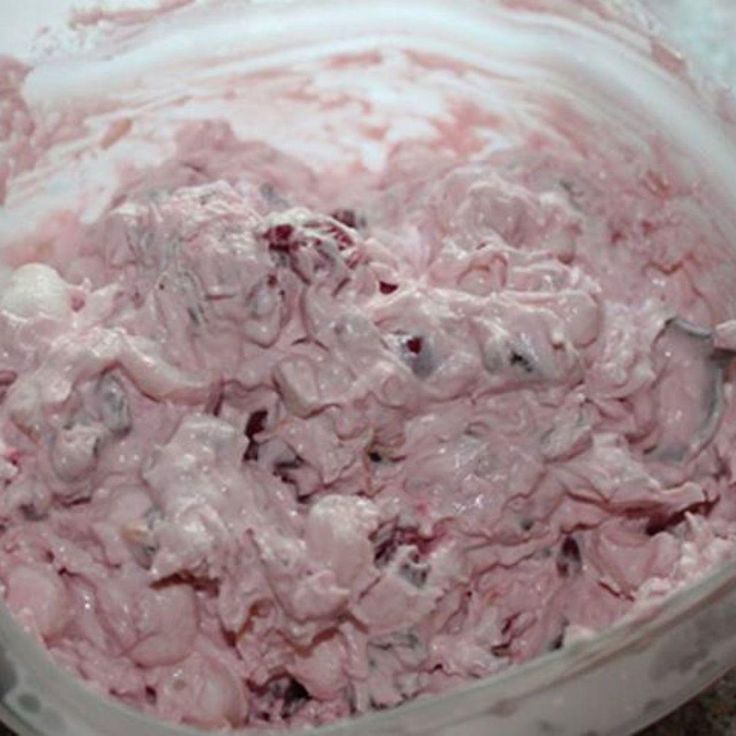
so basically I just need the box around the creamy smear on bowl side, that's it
[2,30,736,731]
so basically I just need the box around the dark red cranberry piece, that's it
[645,514,676,537]
[210,390,225,418]
[641,220,656,237]
[379,281,398,294]
[519,517,534,532]
[373,525,430,567]
[97,373,132,435]
[509,349,534,373]
[243,409,268,461]
[556,535,582,577]
[282,677,310,717]
[405,336,423,355]
[491,643,511,657]
[245,410,267,439]
[262,223,295,252]
[610,227,625,245]
[644,504,710,536]
[274,455,303,486]
[398,556,430,588]
[20,503,46,521]
[547,619,568,652]
[0,371,17,388]
[400,334,435,378]
[501,614,517,635]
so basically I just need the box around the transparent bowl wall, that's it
[2,1,736,735]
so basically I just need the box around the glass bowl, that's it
[1,1,736,735]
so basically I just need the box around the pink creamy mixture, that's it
[2,49,736,731]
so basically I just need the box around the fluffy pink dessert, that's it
[2,105,736,729]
